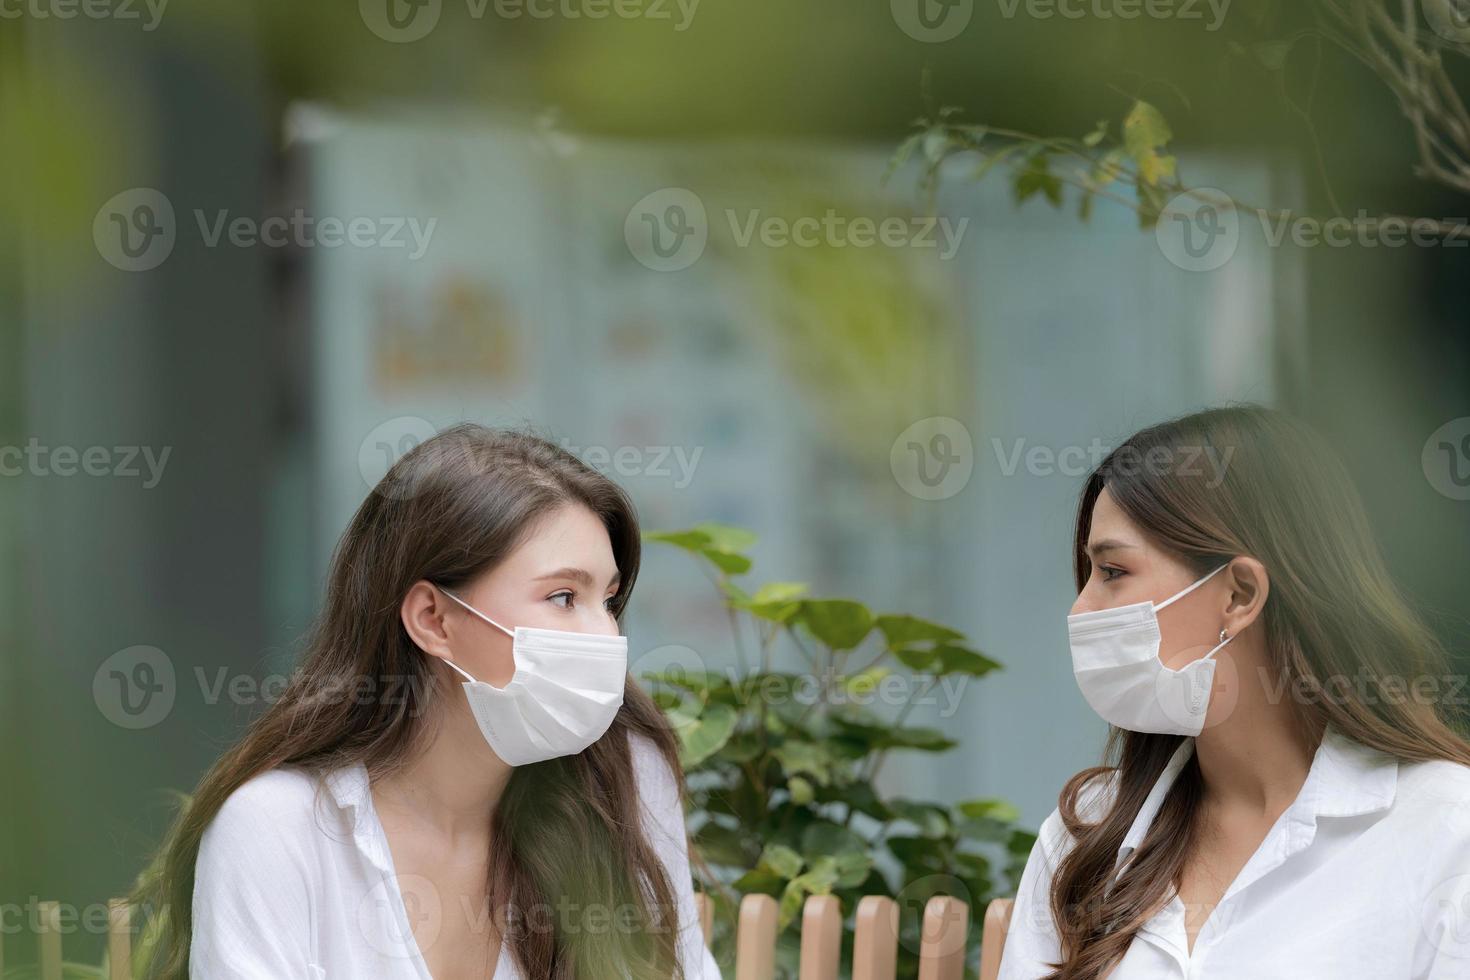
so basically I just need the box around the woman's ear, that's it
[401,580,456,665]
[1222,557,1269,637]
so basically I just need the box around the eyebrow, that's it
[533,566,622,590]
[1085,539,1138,559]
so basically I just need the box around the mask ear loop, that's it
[432,584,516,684]
[1202,627,1233,662]
[1154,562,1230,612]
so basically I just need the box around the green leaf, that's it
[694,820,754,867]
[758,842,806,879]
[875,614,964,647]
[931,643,1002,677]
[889,798,951,838]
[788,775,815,805]
[796,600,874,650]
[956,798,1021,823]
[891,646,939,671]
[1082,119,1108,147]
[645,523,755,576]
[830,850,875,888]
[792,856,841,895]
[1014,150,1063,207]
[778,878,808,930]
[677,703,738,768]
[694,522,757,553]
[1123,100,1174,187]
[715,731,763,764]
[882,725,957,752]
[736,581,809,622]
[733,868,785,895]
[816,779,891,821]
[844,666,891,697]
[772,740,833,786]
[800,820,869,860]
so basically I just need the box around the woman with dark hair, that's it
[133,424,721,979]
[1000,405,1470,980]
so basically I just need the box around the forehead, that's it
[1087,487,1144,547]
[503,503,617,568]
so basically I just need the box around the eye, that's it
[549,590,574,609]
[1100,565,1125,582]
[604,595,619,613]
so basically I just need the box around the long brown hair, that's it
[134,423,690,979]
[1046,404,1470,980]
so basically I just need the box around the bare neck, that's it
[370,685,513,842]
[1192,663,1319,816]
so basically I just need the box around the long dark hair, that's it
[134,423,689,979]
[1046,404,1470,979]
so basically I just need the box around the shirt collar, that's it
[1116,722,1398,865]
[324,761,372,814]
[322,761,397,877]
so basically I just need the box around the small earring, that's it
[1219,628,1229,642]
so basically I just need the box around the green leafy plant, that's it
[643,523,1036,979]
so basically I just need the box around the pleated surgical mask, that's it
[434,585,627,765]
[1066,563,1234,736]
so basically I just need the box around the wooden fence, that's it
[1,894,1015,979]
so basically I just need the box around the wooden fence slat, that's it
[916,895,969,980]
[852,895,898,980]
[734,894,777,980]
[109,898,133,980]
[798,895,841,980]
[38,899,62,980]
[979,898,1014,980]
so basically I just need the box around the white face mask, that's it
[1067,563,1234,736]
[434,585,628,766]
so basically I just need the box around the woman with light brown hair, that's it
[1000,404,1470,979]
[132,424,720,979]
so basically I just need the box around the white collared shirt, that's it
[190,732,722,979]
[999,724,1470,979]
